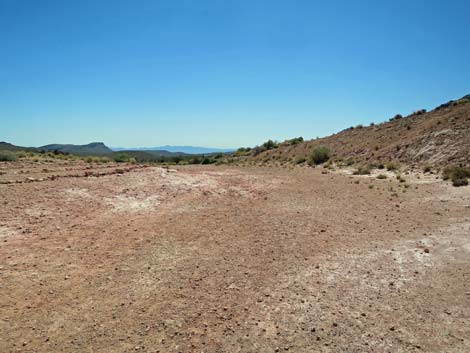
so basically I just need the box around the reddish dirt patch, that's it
[1,162,469,352]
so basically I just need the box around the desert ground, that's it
[1,161,469,352]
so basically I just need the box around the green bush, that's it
[413,109,427,115]
[353,165,371,175]
[113,153,132,163]
[385,161,400,171]
[262,140,278,150]
[377,174,387,179]
[294,156,306,164]
[308,146,331,166]
[99,157,112,163]
[201,157,212,165]
[286,137,304,145]
[0,151,18,162]
[452,178,469,187]
[390,114,403,121]
[396,174,406,183]
[442,166,470,187]
[189,156,202,164]
[235,147,251,156]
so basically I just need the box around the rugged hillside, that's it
[238,95,470,169]
[39,142,113,156]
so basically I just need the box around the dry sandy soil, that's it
[1,161,469,352]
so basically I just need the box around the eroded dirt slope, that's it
[241,96,470,168]
[1,162,469,352]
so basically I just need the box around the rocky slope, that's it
[239,95,470,169]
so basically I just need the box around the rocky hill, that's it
[237,94,470,169]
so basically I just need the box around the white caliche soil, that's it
[0,162,469,352]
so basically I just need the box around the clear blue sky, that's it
[1,0,469,148]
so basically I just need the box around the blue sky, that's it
[1,0,469,148]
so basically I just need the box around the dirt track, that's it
[1,162,469,352]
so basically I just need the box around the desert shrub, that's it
[286,137,304,145]
[390,114,403,121]
[99,157,112,163]
[385,161,400,171]
[262,140,278,150]
[235,147,251,156]
[442,166,470,180]
[353,165,371,175]
[423,165,431,173]
[113,153,133,163]
[251,146,263,156]
[201,157,213,165]
[396,174,406,183]
[294,156,306,164]
[377,174,387,179]
[414,109,427,115]
[442,166,470,187]
[308,146,331,166]
[169,156,183,164]
[251,140,278,155]
[452,178,469,187]
[355,124,364,129]
[189,156,202,164]
[0,151,18,161]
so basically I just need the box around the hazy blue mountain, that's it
[111,145,235,154]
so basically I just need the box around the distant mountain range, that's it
[0,141,235,161]
[40,142,113,156]
[0,141,37,152]
[111,145,235,154]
